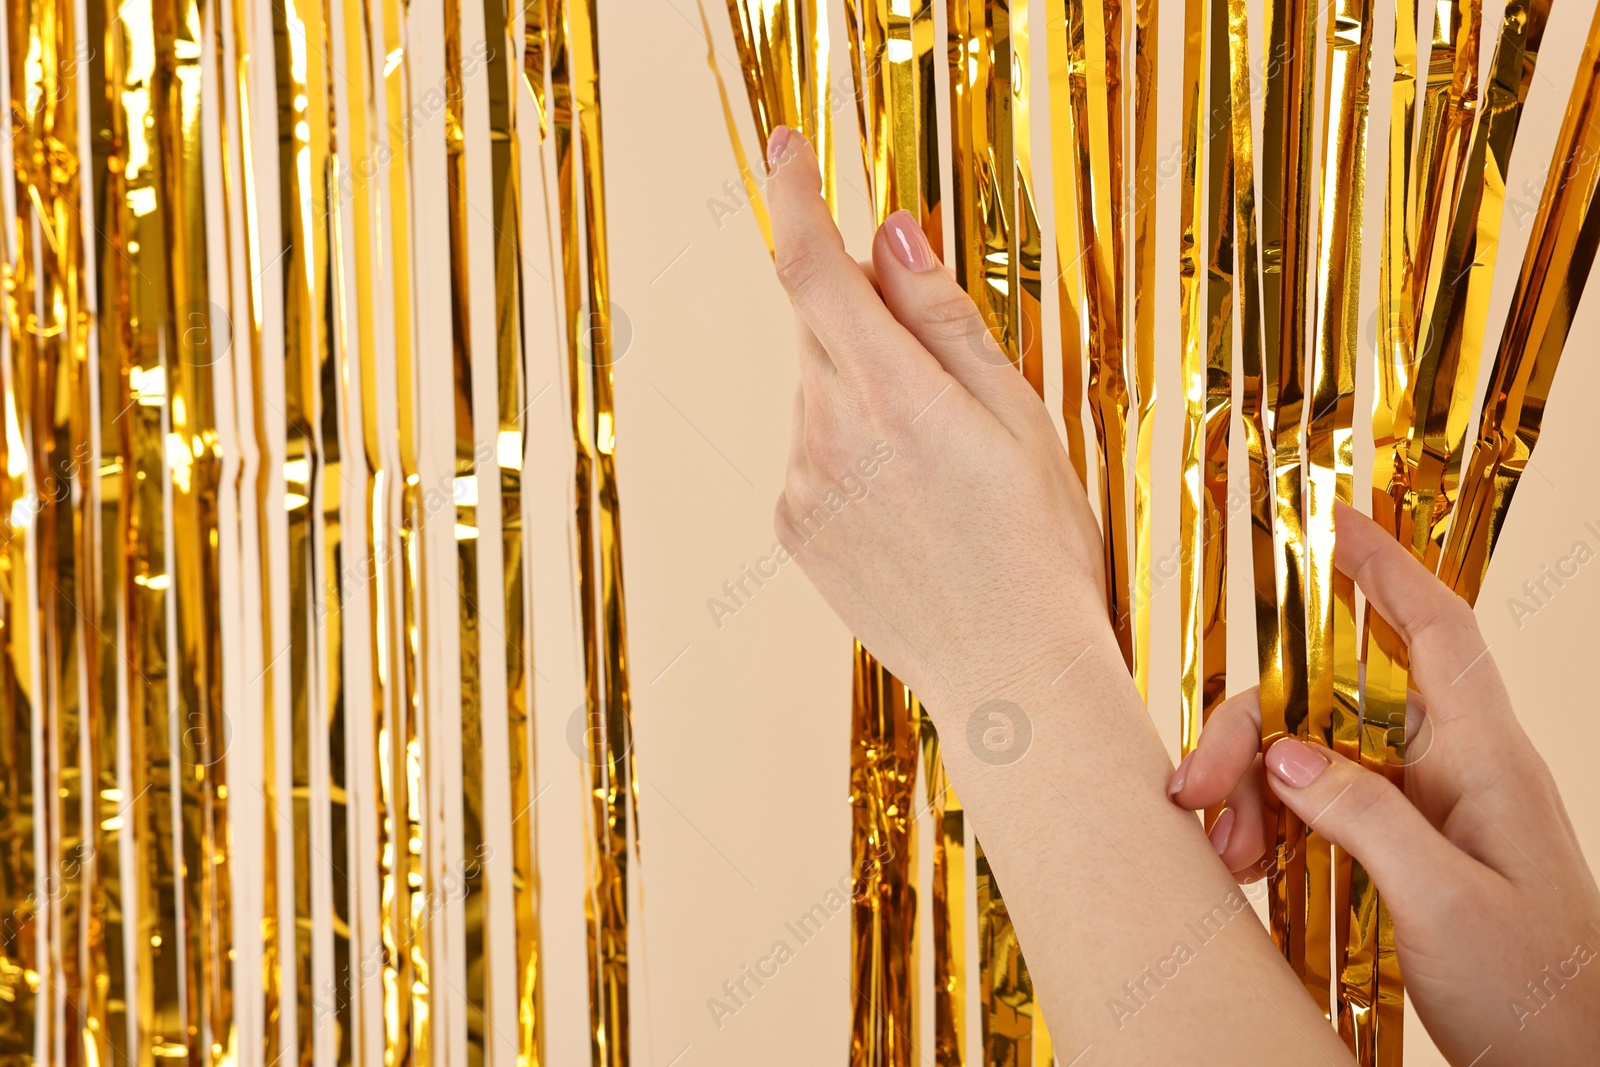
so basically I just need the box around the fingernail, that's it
[1266,738,1330,789]
[1168,751,1194,798]
[884,210,936,272]
[1208,808,1235,856]
[766,125,791,172]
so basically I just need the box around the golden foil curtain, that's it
[706,2,1600,1067]
[1,0,627,1060]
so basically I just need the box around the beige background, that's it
[517,1,1600,1064]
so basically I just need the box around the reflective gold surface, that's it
[4,3,1600,1065]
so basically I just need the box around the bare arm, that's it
[765,126,1352,1065]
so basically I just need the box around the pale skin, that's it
[763,125,1600,1065]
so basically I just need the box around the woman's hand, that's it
[765,126,1109,714]
[1171,503,1600,1066]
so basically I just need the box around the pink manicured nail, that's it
[1266,738,1330,789]
[1208,808,1235,856]
[766,125,791,171]
[1168,751,1194,797]
[884,210,936,272]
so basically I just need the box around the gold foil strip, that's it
[372,0,433,1057]
[1364,0,1418,830]
[1257,0,1315,992]
[947,0,1021,383]
[162,0,237,1057]
[263,0,344,1059]
[439,0,491,1060]
[1438,2,1600,605]
[1044,10,1088,484]
[101,0,196,1056]
[1177,0,1233,755]
[1407,0,1477,373]
[329,0,383,1060]
[974,840,1034,1065]
[549,0,639,1061]
[1302,0,1374,1042]
[1222,0,1278,744]
[1047,0,1137,674]
[918,707,963,1066]
[1359,0,1423,1051]
[482,0,544,1059]
[4,0,104,1063]
[0,182,41,1067]
[213,0,289,1058]
[1129,0,1158,703]
[84,0,135,1055]
[848,652,918,1066]
[1392,0,1480,580]
[3,8,56,1066]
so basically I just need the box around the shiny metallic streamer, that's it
[1129,0,1158,703]
[918,708,964,1066]
[371,0,434,1058]
[439,0,490,1060]
[1257,0,1316,995]
[1176,0,1233,756]
[974,841,1033,1066]
[548,0,639,1062]
[847,653,919,1067]
[1043,8,1088,484]
[1222,0,1278,757]
[482,0,545,1060]
[263,1,347,1062]
[1303,0,1373,1040]
[1048,0,1139,675]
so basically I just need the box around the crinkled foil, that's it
[1,0,600,1059]
[1438,3,1600,605]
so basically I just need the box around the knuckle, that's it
[782,462,820,512]
[1409,591,1481,645]
[1326,770,1394,828]
[773,496,805,555]
[802,412,847,473]
[921,292,986,347]
[774,239,827,302]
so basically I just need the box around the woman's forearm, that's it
[921,632,1352,1065]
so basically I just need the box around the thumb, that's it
[1264,738,1482,920]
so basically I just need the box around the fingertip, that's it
[766,127,819,198]
[1207,807,1236,856]
[766,125,790,172]
[1333,501,1389,577]
[1167,750,1194,800]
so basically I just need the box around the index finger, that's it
[1334,503,1514,727]
[765,128,938,390]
